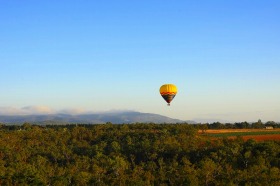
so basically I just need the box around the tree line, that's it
[196,120,280,130]
[0,123,279,185]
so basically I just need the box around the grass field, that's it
[199,129,280,141]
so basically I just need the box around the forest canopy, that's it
[0,123,279,185]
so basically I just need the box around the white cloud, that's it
[0,106,55,115]
[0,106,139,116]
[58,108,87,115]
[0,106,118,115]
[21,106,55,115]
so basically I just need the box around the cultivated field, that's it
[199,129,280,141]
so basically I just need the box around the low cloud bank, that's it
[0,106,86,115]
[0,106,135,115]
[0,106,52,115]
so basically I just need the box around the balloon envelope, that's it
[159,84,177,105]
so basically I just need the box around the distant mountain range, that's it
[0,111,196,124]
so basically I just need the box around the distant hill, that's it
[0,111,196,124]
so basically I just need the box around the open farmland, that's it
[200,129,280,141]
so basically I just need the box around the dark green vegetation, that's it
[205,131,280,138]
[201,120,280,129]
[0,123,279,185]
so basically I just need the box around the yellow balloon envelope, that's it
[159,84,177,106]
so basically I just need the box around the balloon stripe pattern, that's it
[159,84,177,106]
[161,94,176,103]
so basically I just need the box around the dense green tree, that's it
[0,123,279,185]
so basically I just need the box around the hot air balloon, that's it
[159,84,177,106]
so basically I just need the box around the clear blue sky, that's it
[1,1,280,122]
